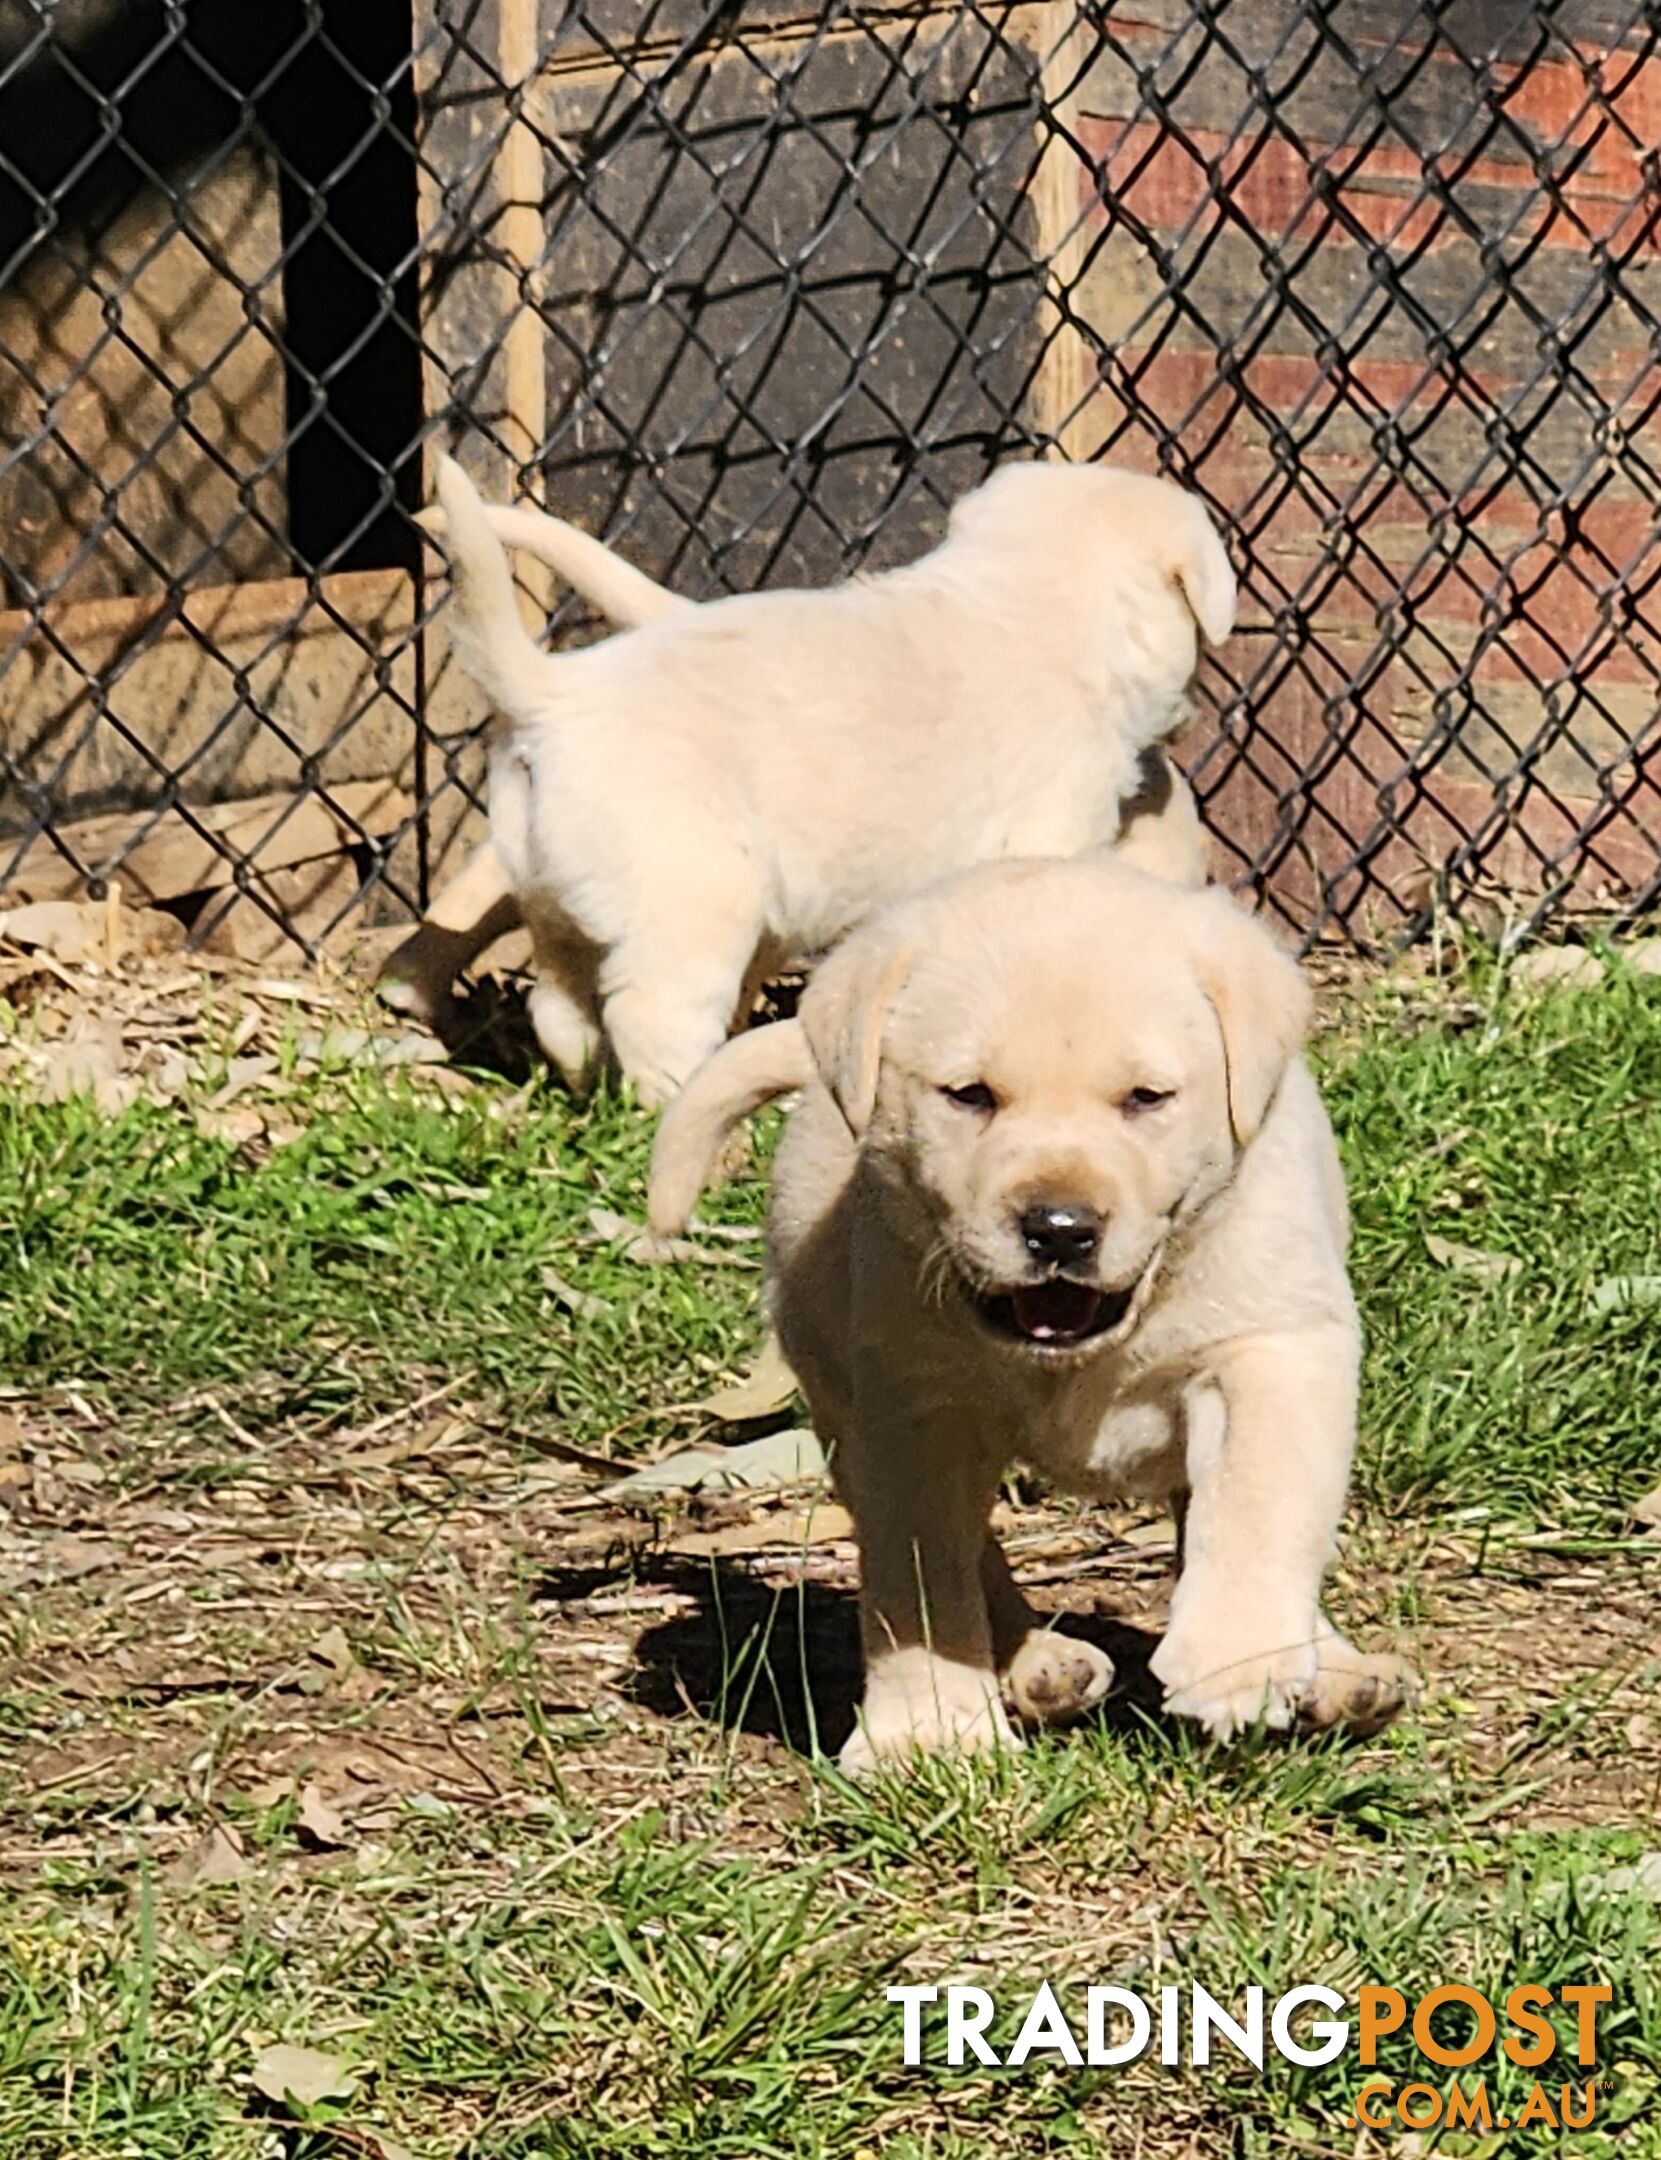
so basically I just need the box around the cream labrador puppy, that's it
[431,455,1233,1104]
[648,858,1406,1770]
[383,506,1206,1028]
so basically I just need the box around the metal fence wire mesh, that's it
[1,0,1658,957]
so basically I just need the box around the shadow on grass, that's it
[619,1557,1165,1759]
[428,974,546,1085]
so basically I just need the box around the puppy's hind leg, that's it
[526,931,604,1092]
[377,840,521,1025]
[599,873,766,1109]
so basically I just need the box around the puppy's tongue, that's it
[1010,1280,1104,1341]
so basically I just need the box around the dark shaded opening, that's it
[0,0,422,578]
[270,0,421,574]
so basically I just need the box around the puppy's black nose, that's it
[1019,1202,1102,1269]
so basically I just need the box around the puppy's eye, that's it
[1124,1085,1174,1114]
[941,1081,997,1114]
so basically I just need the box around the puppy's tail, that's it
[418,494,684,630]
[1168,493,1237,649]
[431,455,562,717]
[648,1020,813,1238]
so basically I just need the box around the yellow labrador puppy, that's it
[649,858,1406,1770]
[432,455,1233,1104]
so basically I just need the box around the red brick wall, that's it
[1063,3,1661,938]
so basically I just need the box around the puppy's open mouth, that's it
[976,1277,1136,1350]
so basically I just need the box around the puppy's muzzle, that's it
[970,1196,1157,1353]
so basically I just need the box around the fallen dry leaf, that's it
[774,1501,854,1544]
[602,1427,826,1502]
[243,1774,297,1809]
[667,1499,853,1554]
[1588,1274,1661,1318]
[165,1823,250,1889]
[1588,1851,1661,1900]
[202,1052,281,1109]
[1424,1234,1522,1282]
[250,2041,356,2110]
[1631,1484,1661,1531]
[195,1104,266,1148]
[295,1783,349,1849]
[540,1267,613,1323]
[36,1014,124,1103]
[1511,946,1605,990]
[309,1624,356,1677]
[0,899,108,964]
[0,1534,121,1591]
[249,978,333,1006]
[586,1205,759,1269]
[696,1335,799,1423]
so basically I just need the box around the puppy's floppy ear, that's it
[799,916,918,1140]
[1187,889,1312,1144]
[1169,494,1237,648]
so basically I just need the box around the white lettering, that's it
[1271,1985,1349,2067]
[946,1986,1001,2067]
[887,1985,940,2065]
[1006,1980,1083,2067]
[1192,1984,1265,2069]
[1086,1986,1153,2066]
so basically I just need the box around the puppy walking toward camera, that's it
[432,455,1232,1104]
[649,859,1407,1770]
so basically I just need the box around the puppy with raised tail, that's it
[432,455,1233,1104]
[378,501,691,1027]
[649,858,1407,1771]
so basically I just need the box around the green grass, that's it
[0,1072,769,1460]
[1332,958,1661,1529]
[2,957,1659,2156]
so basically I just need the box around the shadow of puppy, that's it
[625,1555,1165,1760]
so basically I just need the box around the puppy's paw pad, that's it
[1006,1633,1114,1727]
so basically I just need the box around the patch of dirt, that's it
[5,1371,1656,1885]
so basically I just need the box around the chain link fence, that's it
[1,0,1657,958]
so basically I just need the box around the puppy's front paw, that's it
[1005,1630,1114,1728]
[1304,1638,1413,1736]
[838,1653,1017,1775]
[1151,1628,1318,1742]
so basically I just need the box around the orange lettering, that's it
[1358,1986,1407,2066]
[1558,1984,1612,2065]
[1446,2080,1493,2131]
[1412,1984,1496,2069]
[1504,1984,1557,2068]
